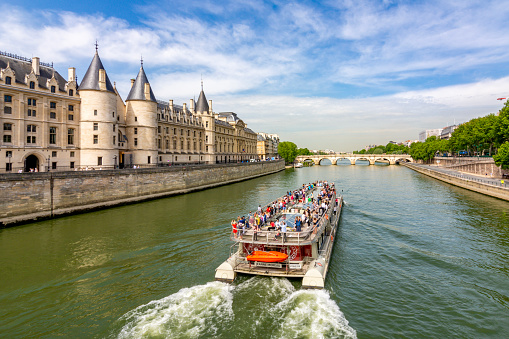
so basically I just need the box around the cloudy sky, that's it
[2,0,509,151]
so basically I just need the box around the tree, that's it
[296,148,312,156]
[494,142,509,169]
[278,141,298,164]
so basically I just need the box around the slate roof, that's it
[126,65,156,102]
[196,90,209,112]
[218,112,240,122]
[79,52,115,93]
[0,55,67,92]
[215,119,233,128]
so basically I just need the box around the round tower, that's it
[125,61,158,167]
[79,49,118,168]
[195,82,215,164]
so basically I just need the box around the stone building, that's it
[0,50,261,172]
[257,132,279,160]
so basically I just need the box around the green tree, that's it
[296,148,312,156]
[372,147,384,154]
[494,142,509,169]
[278,141,298,164]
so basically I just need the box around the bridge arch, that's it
[319,158,332,166]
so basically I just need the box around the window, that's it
[158,126,161,133]
[181,140,184,149]
[4,106,12,114]
[26,136,36,144]
[27,125,36,132]
[187,130,190,137]
[69,89,73,96]
[68,114,74,120]
[166,140,169,149]
[29,81,35,89]
[113,136,116,144]
[173,140,177,149]
[158,139,161,148]
[166,127,169,133]
[173,128,176,134]
[206,135,208,143]
[112,111,115,117]
[206,145,208,152]
[206,121,208,128]
[5,76,11,85]
[113,125,116,132]
[98,157,102,166]
[52,151,57,157]
[181,129,183,136]
[70,151,75,157]
[148,156,151,164]
[93,135,98,144]
[4,123,12,131]
[3,135,11,143]
[50,112,56,119]
[50,102,56,109]
[51,86,56,93]
[70,161,75,169]
[6,162,12,171]
[68,105,74,111]
[93,123,98,131]
[49,127,57,144]
[134,116,137,122]
[4,95,12,103]
[52,162,57,169]
[134,127,138,134]
[194,131,196,137]
[68,129,74,145]
[94,109,97,116]
[28,109,36,117]
[6,151,12,157]
[134,138,138,146]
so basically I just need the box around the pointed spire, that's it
[126,60,156,102]
[196,80,209,113]
[79,49,115,92]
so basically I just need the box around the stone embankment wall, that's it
[402,163,509,202]
[0,160,285,226]
[432,157,508,178]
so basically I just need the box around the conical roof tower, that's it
[79,50,115,92]
[195,81,209,112]
[126,62,156,102]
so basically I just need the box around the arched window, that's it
[69,89,74,96]
[29,81,35,89]
[51,86,56,93]
[5,76,11,85]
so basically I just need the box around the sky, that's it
[1,0,509,151]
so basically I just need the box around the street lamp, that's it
[47,156,51,172]
[113,155,117,169]
[7,152,11,172]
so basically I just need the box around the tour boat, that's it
[294,162,303,168]
[215,181,343,289]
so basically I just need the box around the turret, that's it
[78,49,118,168]
[195,81,215,164]
[125,60,158,167]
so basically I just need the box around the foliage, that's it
[353,143,409,154]
[278,141,298,164]
[409,136,449,162]
[493,142,509,169]
[296,148,312,156]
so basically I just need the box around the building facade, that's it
[256,132,279,160]
[0,50,263,172]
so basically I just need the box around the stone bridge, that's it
[296,153,413,165]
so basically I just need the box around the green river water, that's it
[1,164,508,338]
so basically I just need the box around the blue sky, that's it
[2,0,509,151]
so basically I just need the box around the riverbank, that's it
[402,163,509,202]
[0,160,285,227]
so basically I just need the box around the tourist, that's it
[295,216,302,232]
[281,218,287,241]
[231,220,237,238]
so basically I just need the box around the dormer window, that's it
[51,86,56,93]
[29,81,35,89]
[69,89,73,96]
[5,76,11,85]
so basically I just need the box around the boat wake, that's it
[115,278,356,338]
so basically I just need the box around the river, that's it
[0,164,508,338]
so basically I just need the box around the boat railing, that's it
[229,192,337,245]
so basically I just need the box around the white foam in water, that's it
[271,289,357,339]
[117,281,233,338]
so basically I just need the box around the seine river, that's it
[1,164,508,338]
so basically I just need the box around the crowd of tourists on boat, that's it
[230,181,337,241]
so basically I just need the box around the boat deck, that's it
[233,261,312,278]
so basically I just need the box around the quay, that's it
[402,163,509,202]
[0,160,284,227]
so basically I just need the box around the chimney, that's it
[169,100,174,112]
[190,99,195,113]
[209,100,213,113]
[68,67,76,82]
[144,83,151,100]
[183,102,187,112]
[130,79,135,87]
[99,69,106,90]
[32,57,40,76]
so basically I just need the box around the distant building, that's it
[419,129,443,142]
[257,132,279,160]
[403,140,418,147]
[439,125,458,140]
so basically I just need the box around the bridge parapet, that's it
[296,153,413,166]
